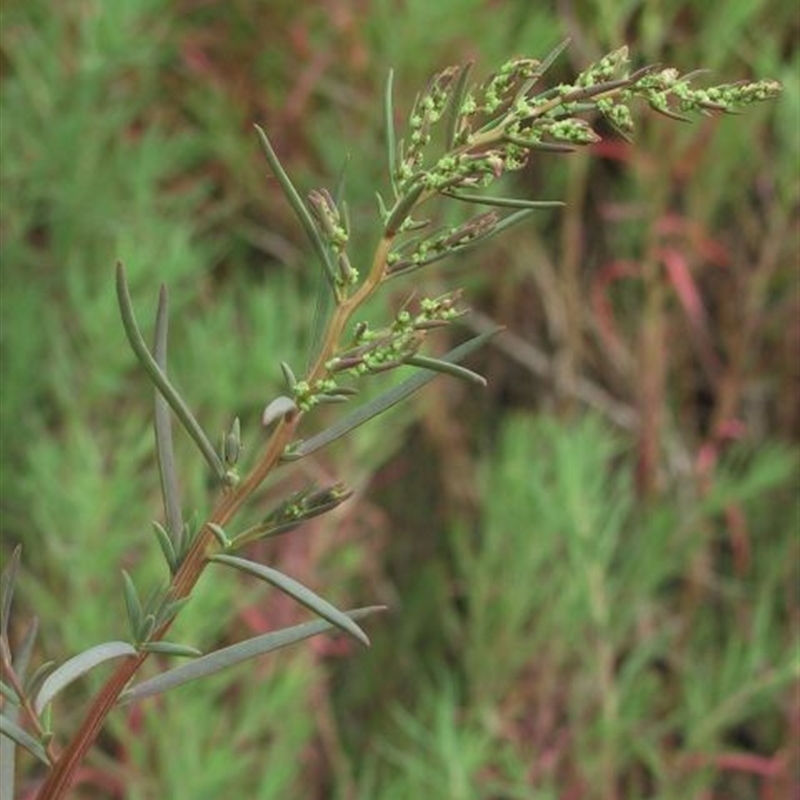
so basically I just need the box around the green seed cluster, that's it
[308,189,348,253]
[673,77,784,113]
[387,212,498,276]
[323,293,466,379]
[629,69,783,119]
[398,66,459,187]
[291,377,343,412]
[479,57,542,114]
[576,46,630,88]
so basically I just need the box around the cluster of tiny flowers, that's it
[264,484,351,528]
[672,78,784,113]
[308,189,347,253]
[397,66,459,187]
[597,97,635,135]
[416,292,464,326]
[422,145,527,191]
[308,189,358,287]
[386,212,498,275]
[540,117,601,145]
[576,46,630,88]
[630,69,783,118]
[291,377,344,412]
[323,293,465,378]
[477,57,543,115]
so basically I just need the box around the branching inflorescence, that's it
[0,41,780,800]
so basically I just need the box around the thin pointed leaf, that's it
[2,617,39,800]
[0,719,14,800]
[139,641,202,658]
[22,661,56,698]
[280,361,297,389]
[234,518,302,542]
[385,182,426,236]
[211,555,369,646]
[207,523,231,548]
[308,269,334,372]
[384,69,398,195]
[332,152,350,206]
[375,190,389,222]
[0,681,18,705]
[155,597,190,629]
[153,285,184,552]
[285,330,498,459]
[1,545,21,643]
[404,354,487,386]
[490,208,538,236]
[254,124,338,289]
[0,714,51,766]
[116,263,225,481]
[444,191,564,210]
[507,137,575,153]
[444,61,474,148]
[538,38,571,78]
[151,521,178,575]
[119,606,385,705]
[35,641,137,715]
[121,570,143,641]
[13,617,38,679]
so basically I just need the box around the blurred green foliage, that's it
[1,0,796,798]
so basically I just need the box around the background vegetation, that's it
[1,1,797,798]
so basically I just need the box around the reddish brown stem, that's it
[37,175,401,800]
[36,417,298,800]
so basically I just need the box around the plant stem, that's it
[37,215,399,800]
[35,655,144,800]
[306,234,394,382]
[35,415,299,800]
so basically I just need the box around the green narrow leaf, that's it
[254,124,338,290]
[444,61,474,148]
[307,264,335,372]
[443,191,564,210]
[207,523,231,548]
[285,330,498,459]
[22,661,56,698]
[384,68,398,195]
[490,208,538,236]
[0,719,14,800]
[1,616,38,800]
[1,545,21,643]
[155,597,190,629]
[151,521,178,575]
[0,681,19,705]
[152,284,184,554]
[0,714,51,766]
[280,361,297,389]
[535,38,572,82]
[121,570,143,641]
[211,555,369,646]
[116,263,226,481]
[385,182,425,236]
[119,606,385,705]
[404,354,487,385]
[13,617,38,679]
[139,642,202,658]
[34,641,137,716]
